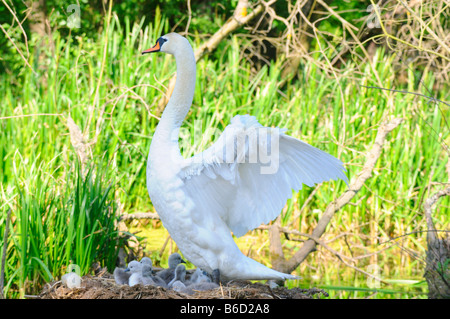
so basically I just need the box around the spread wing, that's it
[178,115,348,237]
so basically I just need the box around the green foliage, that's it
[0,157,123,298]
[0,0,238,74]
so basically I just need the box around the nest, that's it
[36,271,328,299]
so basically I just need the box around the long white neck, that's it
[151,42,196,155]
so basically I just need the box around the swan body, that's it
[167,264,187,288]
[190,268,211,284]
[114,257,152,286]
[113,267,131,285]
[169,264,219,295]
[143,33,348,281]
[141,264,167,288]
[125,261,143,287]
[140,264,157,286]
[171,281,189,294]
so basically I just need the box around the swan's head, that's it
[168,252,186,269]
[141,263,153,276]
[140,256,153,267]
[124,260,142,274]
[142,33,189,56]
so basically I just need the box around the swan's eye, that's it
[158,37,168,48]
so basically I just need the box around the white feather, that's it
[180,115,347,238]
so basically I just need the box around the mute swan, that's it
[114,257,151,285]
[190,268,211,284]
[140,256,153,267]
[124,260,143,286]
[141,263,168,287]
[156,252,186,283]
[169,264,219,295]
[167,264,187,288]
[142,33,348,281]
[113,267,131,285]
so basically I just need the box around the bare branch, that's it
[398,0,450,55]
[0,23,37,76]
[282,118,404,273]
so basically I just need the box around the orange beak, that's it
[142,41,161,54]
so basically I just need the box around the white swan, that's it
[142,33,348,281]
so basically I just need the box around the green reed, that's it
[0,155,123,298]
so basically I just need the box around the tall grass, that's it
[0,12,448,298]
[0,155,123,298]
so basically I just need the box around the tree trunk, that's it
[28,0,47,37]
[423,187,450,299]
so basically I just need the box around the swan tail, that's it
[223,255,300,281]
